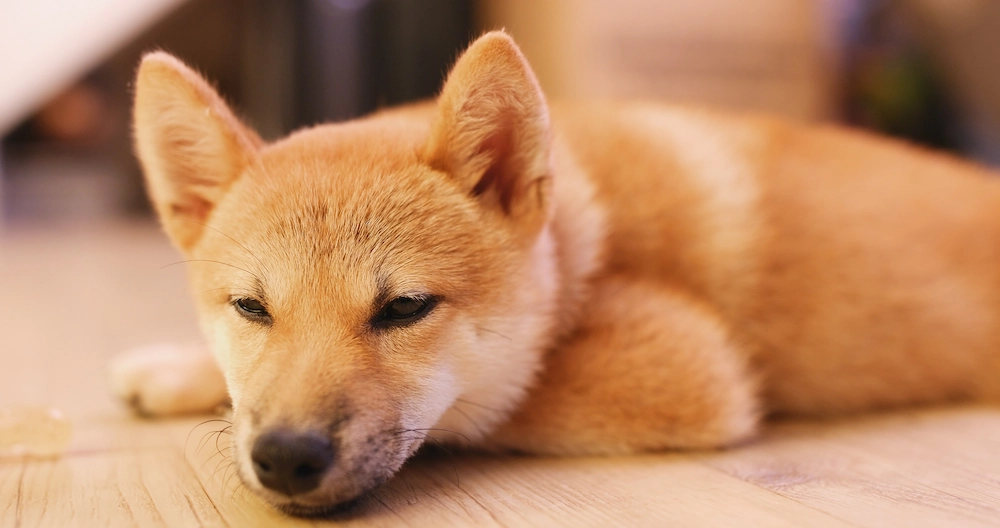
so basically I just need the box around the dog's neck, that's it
[547,136,608,338]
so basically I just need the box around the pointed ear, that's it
[133,52,262,251]
[424,31,552,236]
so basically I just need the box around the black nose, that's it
[251,429,336,496]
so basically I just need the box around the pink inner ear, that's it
[471,122,518,215]
[169,195,212,224]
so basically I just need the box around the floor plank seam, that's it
[370,491,412,527]
[115,484,137,526]
[828,440,1000,522]
[178,444,230,527]
[183,495,204,527]
[461,486,508,528]
[693,454,864,527]
[14,459,26,528]
[59,445,169,459]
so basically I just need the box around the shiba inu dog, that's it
[111,31,1000,515]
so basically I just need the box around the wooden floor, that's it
[2,221,1000,527]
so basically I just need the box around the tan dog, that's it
[112,31,1000,515]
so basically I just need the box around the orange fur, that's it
[114,31,1000,515]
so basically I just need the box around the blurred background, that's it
[1,0,999,227]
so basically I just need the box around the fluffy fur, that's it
[113,32,1000,515]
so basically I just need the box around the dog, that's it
[111,31,1000,515]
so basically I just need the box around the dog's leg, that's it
[109,343,229,416]
[486,277,759,455]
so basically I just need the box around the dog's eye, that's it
[372,296,436,329]
[233,297,271,322]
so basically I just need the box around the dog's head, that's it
[134,32,560,514]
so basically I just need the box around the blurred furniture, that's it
[0,0,473,225]
[905,0,1000,165]
[0,0,188,135]
[480,0,1000,166]
[480,0,836,122]
[297,0,471,123]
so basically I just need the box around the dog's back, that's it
[549,102,1000,414]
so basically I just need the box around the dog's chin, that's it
[245,462,399,518]
[275,497,361,518]
[262,474,396,518]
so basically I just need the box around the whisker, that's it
[477,327,513,341]
[449,405,487,438]
[425,436,455,456]
[195,430,223,458]
[401,428,473,445]
[198,448,225,474]
[391,429,438,448]
[184,419,233,458]
[199,287,234,296]
[391,430,461,488]
[210,456,231,483]
[392,429,457,455]
[184,419,248,504]
[454,398,505,414]
[214,461,228,494]
[223,461,243,495]
[182,218,269,273]
[214,426,231,459]
[197,432,231,473]
[161,259,259,279]
[231,478,247,501]
[401,475,419,503]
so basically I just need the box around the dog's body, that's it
[112,32,1000,514]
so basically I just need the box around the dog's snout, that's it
[251,429,336,496]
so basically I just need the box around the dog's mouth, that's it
[232,422,423,517]
[275,497,361,518]
[249,468,396,517]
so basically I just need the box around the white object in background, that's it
[0,0,189,135]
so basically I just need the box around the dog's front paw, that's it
[109,343,229,416]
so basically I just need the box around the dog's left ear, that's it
[425,31,552,237]
[133,52,262,252]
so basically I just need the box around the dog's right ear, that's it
[424,31,552,240]
[133,52,262,251]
